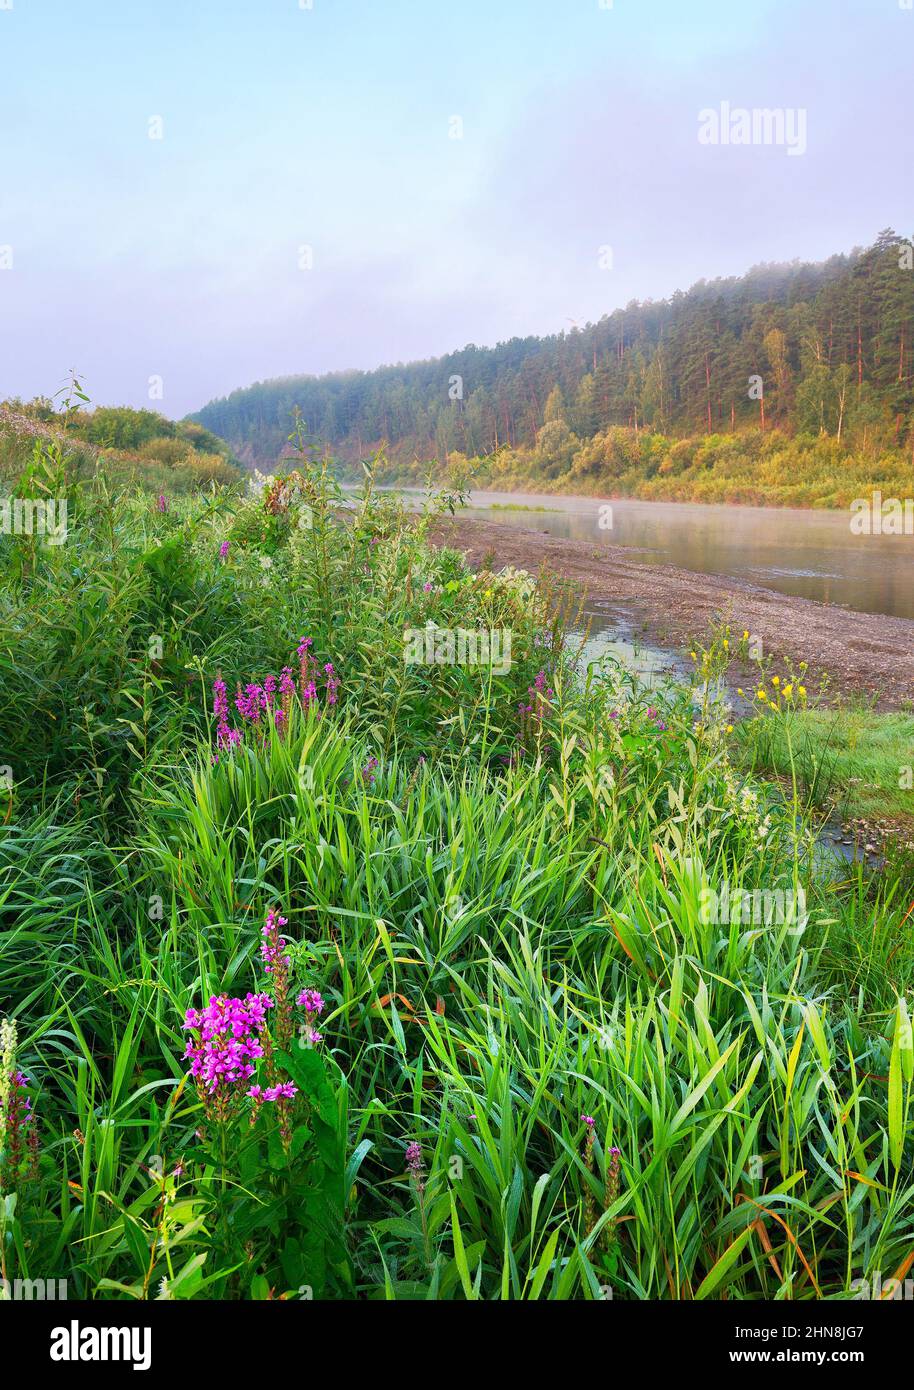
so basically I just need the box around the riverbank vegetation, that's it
[1,389,241,495]
[428,424,914,509]
[195,231,914,509]
[1,440,913,1301]
[742,706,914,840]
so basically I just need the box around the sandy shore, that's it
[432,514,914,711]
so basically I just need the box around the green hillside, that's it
[192,230,914,505]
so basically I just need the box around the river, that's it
[459,491,914,621]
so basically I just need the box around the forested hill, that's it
[192,231,914,472]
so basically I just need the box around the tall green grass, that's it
[1,452,912,1300]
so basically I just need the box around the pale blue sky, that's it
[0,0,910,416]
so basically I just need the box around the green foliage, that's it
[1,446,913,1300]
[193,232,914,498]
[0,394,241,495]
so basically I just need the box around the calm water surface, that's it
[462,491,914,621]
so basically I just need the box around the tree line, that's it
[192,230,914,474]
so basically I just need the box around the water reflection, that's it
[464,491,914,620]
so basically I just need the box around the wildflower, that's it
[405,1141,425,1193]
[737,688,744,696]
[235,683,267,725]
[361,755,379,785]
[423,581,433,592]
[0,1018,39,1188]
[756,689,767,701]
[298,637,321,708]
[772,676,780,686]
[742,630,749,640]
[581,1114,597,1237]
[297,987,325,1048]
[156,494,167,513]
[726,724,734,734]
[798,685,807,698]
[782,683,793,699]
[219,540,230,560]
[248,1082,298,1105]
[212,677,242,757]
[262,907,293,1049]
[324,662,340,705]
[278,666,295,714]
[182,993,273,1125]
[603,1147,622,1249]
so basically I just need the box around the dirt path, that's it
[432,514,914,711]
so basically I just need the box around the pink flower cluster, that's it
[249,1082,297,1105]
[211,639,340,757]
[515,669,554,760]
[0,1069,38,1188]
[261,906,289,975]
[213,678,242,756]
[183,993,273,1090]
[183,908,328,1134]
[297,987,325,1046]
[182,993,274,1122]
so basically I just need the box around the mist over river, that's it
[447,491,914,621]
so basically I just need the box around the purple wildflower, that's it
[297,987,325,1048]
[297,988,325,1016]
[182,993,273,1124]
[213,677,242,755]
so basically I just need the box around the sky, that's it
[0,0,911,418]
